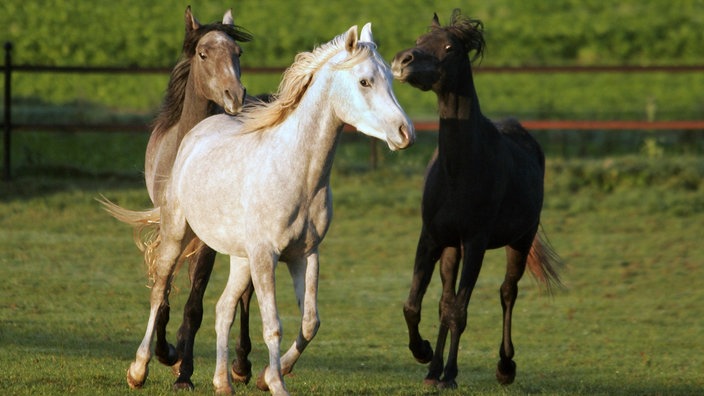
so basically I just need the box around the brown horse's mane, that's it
[152,22,253,136]
[440,9,486,63]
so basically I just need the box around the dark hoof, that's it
[231,358,252,385]
[437,379,458,390]
[156,343,180,367]
[172,380,194,391]
[411,340,433,364]
[496,359,516,385]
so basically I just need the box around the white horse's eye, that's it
[359,79,371,87]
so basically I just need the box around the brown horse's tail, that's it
[98,196,163,284]
[526,227,564,294]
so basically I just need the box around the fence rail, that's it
[3,41,704,180]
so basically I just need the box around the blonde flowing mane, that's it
[237,32,380,134]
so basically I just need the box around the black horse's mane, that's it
[439,9,486,62]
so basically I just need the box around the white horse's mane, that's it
[236,29,380,134]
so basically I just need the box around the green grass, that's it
[1,135,703,395]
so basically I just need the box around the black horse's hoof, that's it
[496,359,516,385]
[172,380,195,391]
[411,340,434,364]
[156,343,180,367]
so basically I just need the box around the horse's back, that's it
[495,117,545,171]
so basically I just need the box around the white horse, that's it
[108,23,414,395]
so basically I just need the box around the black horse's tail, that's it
[526,227,564,294]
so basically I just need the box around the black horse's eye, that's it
[444,44,453,52]
[360,79,371,87]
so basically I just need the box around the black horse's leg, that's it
[426,246,460,386]
[172,243,216,390]
[495,240,531,385]
[404,225,441,367]
[439,240,485,389]
[231,280,254,384]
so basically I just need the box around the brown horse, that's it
[391,9,562,389]
[131,6,252,391]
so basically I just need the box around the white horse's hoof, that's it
[126,362,148,389]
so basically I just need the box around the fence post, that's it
[3,41,11,181]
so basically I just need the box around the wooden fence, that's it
[3,41,704,180]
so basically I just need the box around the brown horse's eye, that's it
[199,51,207,60]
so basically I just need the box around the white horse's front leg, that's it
[213,256,252,394]
[250,248,288,396]
[280,252,320,375]
[127,235,183,389]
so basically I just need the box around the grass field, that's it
[1,133,703,395]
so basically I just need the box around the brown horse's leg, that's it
[231,281,254,384]
[154,301,179,367]
[171,243,217,390]
[496,242,530,385]
[439,243,484,389]
[405,226,441,369]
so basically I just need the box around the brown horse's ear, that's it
[222,9,234,26]
[185,6,201,33]
[432,13,441,28]
[344,25,359,53]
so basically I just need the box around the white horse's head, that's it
[329,24,415,151]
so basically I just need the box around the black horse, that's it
[391,10,562,389]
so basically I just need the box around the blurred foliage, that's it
[1,1,703,119]
[2,0,703,67]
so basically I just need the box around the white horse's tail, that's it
[98,196,163,284]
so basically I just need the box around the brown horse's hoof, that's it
[126,364,147,389]
[423,377,439,387]
[231,359,252,384]
[496,359,516,385]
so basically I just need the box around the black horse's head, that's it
[391,9,485,92]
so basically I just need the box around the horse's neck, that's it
[176,77,213,138]
[278,81,343,190]
[435,69,487,179]
[146,76,212,203]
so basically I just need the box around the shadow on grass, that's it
[1,165,144,202]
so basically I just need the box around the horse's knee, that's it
[301,314,320,341]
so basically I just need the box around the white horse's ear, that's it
[185,6,201,32]
[344,25,358,53]
[360,23,374,44]
[223,9,234,25]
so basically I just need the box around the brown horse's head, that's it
[183,6,253,114]
[391,9,484,92]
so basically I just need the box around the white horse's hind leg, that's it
[213,256,252,394]
[280,252,321,375]
[127,229,185,389]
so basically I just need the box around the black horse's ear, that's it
[185,5,201,33]
[432,13,441,28]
